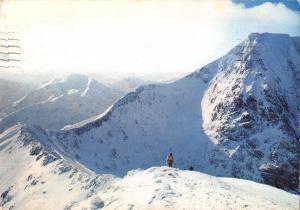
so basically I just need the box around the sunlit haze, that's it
[0,0,299,77]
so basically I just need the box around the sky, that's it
[232,0,300,11]
[0,0,299,77]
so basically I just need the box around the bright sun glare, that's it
[0,0,299,76]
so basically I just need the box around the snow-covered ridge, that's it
[76,167,297,210]
[62,104,113,132]
[63,84,159,135]
[0,125,298,210]
[0,126,297,210]
[53,33,299,192]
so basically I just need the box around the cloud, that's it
[0,0,299,75]
[232,0,300,11]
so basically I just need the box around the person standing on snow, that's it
[166,153,174,167]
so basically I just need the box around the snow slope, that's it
[55,33,299,192]
[0,126,297,210]
[76,167,298,210]
[0,74,123,132]
[0,125,116,210]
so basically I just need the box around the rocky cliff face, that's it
[201,33,300,191]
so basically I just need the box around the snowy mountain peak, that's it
[200,32,299,191]
[55,33,300,192]
[248,32,290,40]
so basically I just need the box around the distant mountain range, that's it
[0,74,123,132]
